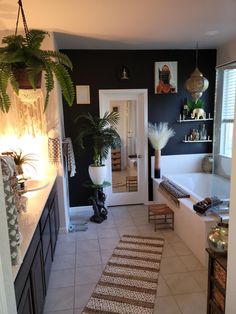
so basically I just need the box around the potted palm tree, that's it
[0,29,75,113]
[75,111,121,185]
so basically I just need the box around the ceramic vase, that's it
[154,149,161,178]
[208,222,228,255]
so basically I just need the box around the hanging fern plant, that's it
[0,29,75,113]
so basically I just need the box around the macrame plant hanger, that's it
[15,0,29,36]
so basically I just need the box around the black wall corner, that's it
[61,49,216,206]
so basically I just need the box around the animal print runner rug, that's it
[82,234,164,314]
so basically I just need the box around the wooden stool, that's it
[148,204,174,231]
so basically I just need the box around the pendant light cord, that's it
[15,0,29,36]
[195,42,199,68]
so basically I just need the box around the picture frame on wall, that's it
[154,61,178,94]
[76,85,90,104]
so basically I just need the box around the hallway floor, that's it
[43,205,207,314]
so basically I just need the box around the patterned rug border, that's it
[82,234,164,314]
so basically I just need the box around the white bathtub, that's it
[153,172,230,266]
[163,172,230,203]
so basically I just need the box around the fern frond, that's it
[26,30,48,50]
[9,71,19,94]
[43,63,54,111]
[51,63,75,106]
[0,65,11,112]
[42,51,73,69]
[2,35,24,47]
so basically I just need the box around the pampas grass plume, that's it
[148,122,175,150]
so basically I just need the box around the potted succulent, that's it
[0,29,75,113]
[75,111,121,185]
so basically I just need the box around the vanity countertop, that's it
[12,172,57,281]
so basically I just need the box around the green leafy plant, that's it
[75,111,121,166]
[2,149,37,175]
[0,29,75,113]
[187,99,205,113]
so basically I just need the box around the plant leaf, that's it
[51,63,75,106]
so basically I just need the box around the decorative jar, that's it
[208,222,228,255]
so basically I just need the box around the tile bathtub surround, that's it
[44,205,208,314]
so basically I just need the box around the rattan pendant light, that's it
[185,45,209,102]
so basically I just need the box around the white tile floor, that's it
[43,205,208,314]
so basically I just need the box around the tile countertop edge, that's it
[12,172,57,281]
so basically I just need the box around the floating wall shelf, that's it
[177,118,213,123]
[182,140,212,143]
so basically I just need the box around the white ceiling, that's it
[1,0,236,49]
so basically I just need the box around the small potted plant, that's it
[2,149,37,176]
[0,29,75,113]
[75,111,121,185]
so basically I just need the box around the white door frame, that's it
[99,89,148,206]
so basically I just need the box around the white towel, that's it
[62,138,76,177]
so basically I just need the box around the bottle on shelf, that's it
[200,124,207,140]
[192,129,197,140]
[196,129,200,141]
[182,103,189,120]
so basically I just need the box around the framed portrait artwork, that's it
[154,62,178,94]
[76,85,90,104]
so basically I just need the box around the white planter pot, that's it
[88,165,107,185]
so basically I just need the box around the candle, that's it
[208,113,211,119]
[179,114,182,121]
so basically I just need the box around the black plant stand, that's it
[84,181,111,223]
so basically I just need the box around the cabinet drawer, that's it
[50,205,56,257]
[30,242,45,314]
[40,205,49,232]
[42,216,51,262]
[14,225,40,306]
[47,184,57,210]
[213,261,226,290]
[17,276,34,314]
[44,246,52,291]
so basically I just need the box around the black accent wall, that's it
[62,49,216,207]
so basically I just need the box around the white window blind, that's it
[220,68,236,157]
[222,69,236,121]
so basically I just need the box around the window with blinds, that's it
[220,68,236,157]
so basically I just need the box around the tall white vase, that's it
[88,165,107,185]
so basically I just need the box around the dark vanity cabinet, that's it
[30,242,45,314]
[14,182,60,314]
[17,277,34,314]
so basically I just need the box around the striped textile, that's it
[159,179,190,207]
[82,235,164,314]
